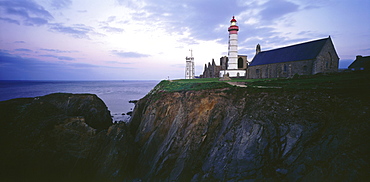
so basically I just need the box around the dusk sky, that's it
[1,0,369,80]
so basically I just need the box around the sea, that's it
[0,80,160,122]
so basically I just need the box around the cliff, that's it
[128,80,370,181]
[1,73,369,181]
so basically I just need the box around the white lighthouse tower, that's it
[185,49,195,79]
[228,16,238,69]
[221,16,246,78]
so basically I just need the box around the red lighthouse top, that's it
[228,16,239,34]
[230,16,237,23]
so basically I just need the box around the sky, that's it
[0,0,369,80]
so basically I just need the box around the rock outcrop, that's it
[128,85,370,181]
[1,79,369,181]
[0,93,113,181]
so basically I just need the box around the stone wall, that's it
[313,38,339,74]
[247,39,339,79]
[247,60,314,79]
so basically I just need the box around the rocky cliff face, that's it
[128,86,370,181]
[1,84,369,181]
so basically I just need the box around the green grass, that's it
[173,77,275,83]
[149,71,370,93]
[149,80,232,93]
[246,72,370,90]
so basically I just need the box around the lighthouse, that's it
[228,16,239,69]
[221,16,246,78]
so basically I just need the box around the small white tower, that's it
[185,49,195,79]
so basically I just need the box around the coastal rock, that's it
[1,82,369,181]
[128,86,370,181]
[0,93,113,181]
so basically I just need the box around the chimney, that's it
[256,44,261,55]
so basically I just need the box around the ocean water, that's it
[0,80,159,122]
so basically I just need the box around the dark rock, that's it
[129,100,138,104]
[0,93,114,181]
[1,84,370,181]
[126,87,370,181]
[126,111,133,116]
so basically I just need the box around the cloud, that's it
[40,48,78,53]
[0,50,100,80]
[112,50,150,58]
[259,0,299,22]
[107,16,116,23]
[122,0,246,42]
[97,16,124,33]
[15,48,32,52]
[116,0,146,9]
[105,61,131,65]
[0,17,20,25]
[0,50,135,80]
[362,48,370,52]
[119,0,302,50]
[40,54,75,61]
[50,0,72,9]
[14,41,26,43]
[0,0,53,26]
[49,23,94,39]
[101,26,124,33]
[24,17,49,26]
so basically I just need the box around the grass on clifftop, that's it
[149,71,369,93]
[149,80,233,93]
[246,71,370,90]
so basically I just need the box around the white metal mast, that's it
[185,49,195,79]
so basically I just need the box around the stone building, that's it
[201,55,248,78]
[201,59,221,78]
[348,55,370,71]
[220,55,248,71]
[247,37,339,79]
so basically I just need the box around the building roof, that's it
[348,56,370,69]
[249,37,330,66]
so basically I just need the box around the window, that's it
[303,66,307,72]
[283,64,287,72]
[238,57,244,68]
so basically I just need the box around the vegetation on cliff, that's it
[154,71,369,92]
